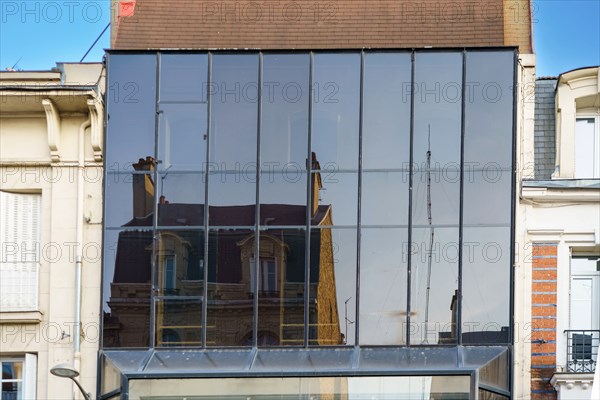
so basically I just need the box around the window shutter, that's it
[0,191,41,311]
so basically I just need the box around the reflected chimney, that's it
[132,156,155,219]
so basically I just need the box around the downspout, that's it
[74,114,91,399]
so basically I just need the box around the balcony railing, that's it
[565,330,599,373]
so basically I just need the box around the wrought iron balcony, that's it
[565,330,599,373]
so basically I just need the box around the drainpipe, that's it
[74,115,91,399]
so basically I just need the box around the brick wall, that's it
[534,79,557,180]
[530,243,558,400]
[112,0,517,50]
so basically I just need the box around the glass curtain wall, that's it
[103,49,515,349]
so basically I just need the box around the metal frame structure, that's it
[100,47,519,400]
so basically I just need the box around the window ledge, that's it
[551,372,595,391]
[0,310,43,324]
[522,179,600,202]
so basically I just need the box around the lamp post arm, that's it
[69,376,92,400]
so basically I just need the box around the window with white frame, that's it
[575,116,600,179]
[0,355,37,400]
[0,191,41,311]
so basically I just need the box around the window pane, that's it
[310,228,357,346]
[106,54,157,170]
[412,167,460,227]
[414,52,462,166]
[210,54,258,171]
[575,118,597,178]
[159,53,207,103]
[363,53,411,170]
[155,298,202,347]
[258,229,306,347]
[410,227,459,345]
[362,171,409,226]
[158,104,207,171]
[312,54,360,171]
[412,53,462,231]
[311,171,358,226]
[208,170,256,224]
[261,54,310,170]
[105,172,154,228]
[102,229,152,348]
[157,172,205,227]
[465,51,514,169]
[260,170,307,209]
[463,168,511,226]
[462,227,510,344]
[206,229,254,346]
[360,228,408,345]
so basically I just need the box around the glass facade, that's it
[102,50,515,352]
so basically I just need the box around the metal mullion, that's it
[304,52,314,348]
[149,51,161,349]
[406,50,416,347]
[509,48,519,398]
[201,52,212,349]
[354,51,365,348]
[458,49,467,346]
[252,53,263,348]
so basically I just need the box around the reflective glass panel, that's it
[157,104,207,171]
[410,227,459,345]
[312,53,360,171]
[259,169,307,220]
[362,171,409,226]
[462,227,510,344]
[106,54,157,170]
[157,173,205,227]
[465,51,514,169]
[257,229,306,347]
[309,228,357,346]
[463,167,511,226]
[210,54,259,171]
[206,229,255,346]
[155,297,203,347]
[311,171,358,226]
[159,53,207,103]
[363,52,411,170]
[105,172,154,229]
[208,169,256,223]
[102,229,153,348]
[261,54,310,170]
[360,228,408,345]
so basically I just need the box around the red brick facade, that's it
[530,243,558,400]
[111,0,532,52]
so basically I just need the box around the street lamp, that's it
[50,364,91,400]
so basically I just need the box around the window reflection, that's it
[206,229,254,346]
[159,53,207,103]
[362,172,409,226]
[157,173,205,227]
[257,229,306,347]
[102,229,152,348]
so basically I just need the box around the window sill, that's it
[0,310,43,324]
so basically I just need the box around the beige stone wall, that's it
[0,64,104,400]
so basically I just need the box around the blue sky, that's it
[0,0,598,76]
